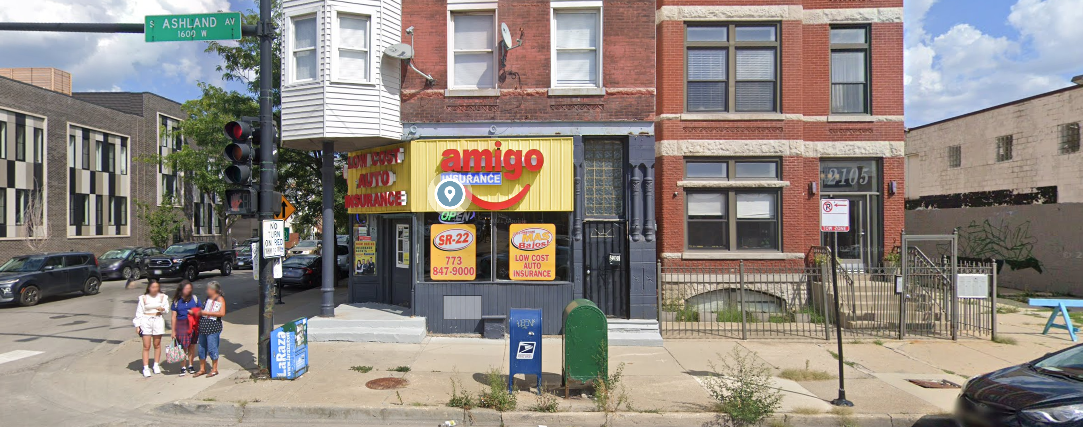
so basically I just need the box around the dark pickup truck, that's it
[146,242,234,282]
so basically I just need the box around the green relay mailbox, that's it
[561,298,608,396]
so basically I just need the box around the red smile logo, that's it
[467,185,532,210]
[440,141,544,211]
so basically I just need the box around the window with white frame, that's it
[552,8,601,88]
[334,12,371,82]
[450,11,496,89]
[290,14,319,83]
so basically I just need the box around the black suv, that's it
[146,242,234,282]
[99,247,162,281]
[0,252,103,306]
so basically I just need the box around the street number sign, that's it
[145,12,243,43]
[262,219,285,258]
[820,199,850,232]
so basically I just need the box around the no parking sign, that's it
[820,199,850,232]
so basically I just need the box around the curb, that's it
[155,400,955,426]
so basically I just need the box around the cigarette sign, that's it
[820,199,850,232]
[430,224,477,280]
[509,224,556,280]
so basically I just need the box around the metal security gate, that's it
[584,222,627,318]
[901,232,996,340]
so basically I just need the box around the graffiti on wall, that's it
[953,219,1043,274]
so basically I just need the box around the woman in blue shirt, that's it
[169,281,199,376]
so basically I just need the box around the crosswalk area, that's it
[0,350,43,366]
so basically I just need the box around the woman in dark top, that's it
[169,281,199,376]
[195,281,226,378]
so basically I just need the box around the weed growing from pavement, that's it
[704,347,782,427]
[996,306,1019,314]
[478,368,517,412]
[792,407,822,415]
[447,377,475,410]
[395,391,404,405]
[528,391,560,413]
[827,350,857,368]
[830,406,857,427]
[993,336,1018,345]
[350,365,373,373]
[942,369,956,376]
[766,420,794,427]
[779,367,835,381]
[592,362,630,427]
[388,366,411,372]
[873,339,885,346]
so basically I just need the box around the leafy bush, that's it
[529,392,560,413]
[675,307,700,322]
[716,309,758,323]
[447,378,475,409]
[704,347,782,426]
[478,368,517,412]
[593,363,630,427]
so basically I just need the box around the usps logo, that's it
[516,341,537,360]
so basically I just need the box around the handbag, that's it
[164,339,186,364]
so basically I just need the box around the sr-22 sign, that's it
[433,228,474,251]
[511,227,553,251]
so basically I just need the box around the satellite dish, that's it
[384,43,414,60]
[501,23,514,49]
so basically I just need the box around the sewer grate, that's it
[906,379,961,389]
[366,377,409,390]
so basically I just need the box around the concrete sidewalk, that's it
[50,286,1082,426]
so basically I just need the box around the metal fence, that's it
[658,247,997,340]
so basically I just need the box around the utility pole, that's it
[255,0,277,379]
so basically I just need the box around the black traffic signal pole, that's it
[255,0,276,379]
[0,13,278,377]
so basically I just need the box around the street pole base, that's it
[276,300,285,305]
[831,398,854,407]
[251,370,270,380]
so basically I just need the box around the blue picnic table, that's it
[1029,298,1083,342]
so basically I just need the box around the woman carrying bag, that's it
[194,281,227,378]
[169,281,199,376]
[133,281,170,378]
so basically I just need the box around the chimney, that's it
[1073,75,1083,86]
[0,67,72,95]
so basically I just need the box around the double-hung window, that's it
[334,12,371,83]
[290,14,319,83]
[449,11,497,90]
[830,26,870,114]
[685,159,781,251]
[551,7,602,88]
[686,24,779,113]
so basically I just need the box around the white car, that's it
[290,240,321,256]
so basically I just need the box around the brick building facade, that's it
[654,1,904,270]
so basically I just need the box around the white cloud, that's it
[0,0,231,95]
[905,0,1083,127]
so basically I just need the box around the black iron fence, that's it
[658,247,997,340]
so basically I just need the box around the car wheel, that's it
[82,277,101,295]
[121,266,134,281]
[184,265,199,282]
[221,261,232,277]
[18,285,41,307]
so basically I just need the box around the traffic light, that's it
[223,119,256,216]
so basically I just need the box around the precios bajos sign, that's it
[345,138,572,214]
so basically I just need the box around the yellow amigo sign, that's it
[509,224,556,281]
[430,224,477,280]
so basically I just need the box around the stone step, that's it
[607,319,663,347]
[307,316,426,330]
[309,326,426,344]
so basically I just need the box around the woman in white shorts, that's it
[133,281,170,378]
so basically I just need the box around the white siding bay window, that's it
[448,10,497,94]
[550,2,602,95]
[290,14,319,83]
[333,10,372,83]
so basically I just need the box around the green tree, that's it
[172,0,346,239]
[136,196,185,248]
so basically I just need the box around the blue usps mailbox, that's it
[508,308,542,394]
[270,317,309,380]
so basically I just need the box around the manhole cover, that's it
[366,377,409,390]
[907,379,961,389]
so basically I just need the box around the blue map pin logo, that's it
[435,179,467,211]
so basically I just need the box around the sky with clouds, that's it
[2,0,1082,128]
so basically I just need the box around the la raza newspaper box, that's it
[271,317,309,380]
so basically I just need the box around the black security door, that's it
[584,222,628,317]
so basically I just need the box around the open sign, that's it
[511,227,553,251]
[433,228,474,251]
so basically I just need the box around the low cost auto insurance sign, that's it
[509,224,556,281]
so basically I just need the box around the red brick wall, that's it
[400,0,656,123]
[654,0,905,266]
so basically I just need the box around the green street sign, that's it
[145,12,243,42]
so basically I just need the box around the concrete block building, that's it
[906,81,1083,295]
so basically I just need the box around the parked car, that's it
[98,247,161,280]
[0,252,102,306]
[277,255,324,288]
[236,237,260,249]
[146,242,234,282]
[336,234,349,246]
[333,244,351,278]
[956,343,1083,426]
[289,240,321,256]
[234,246,253,270]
